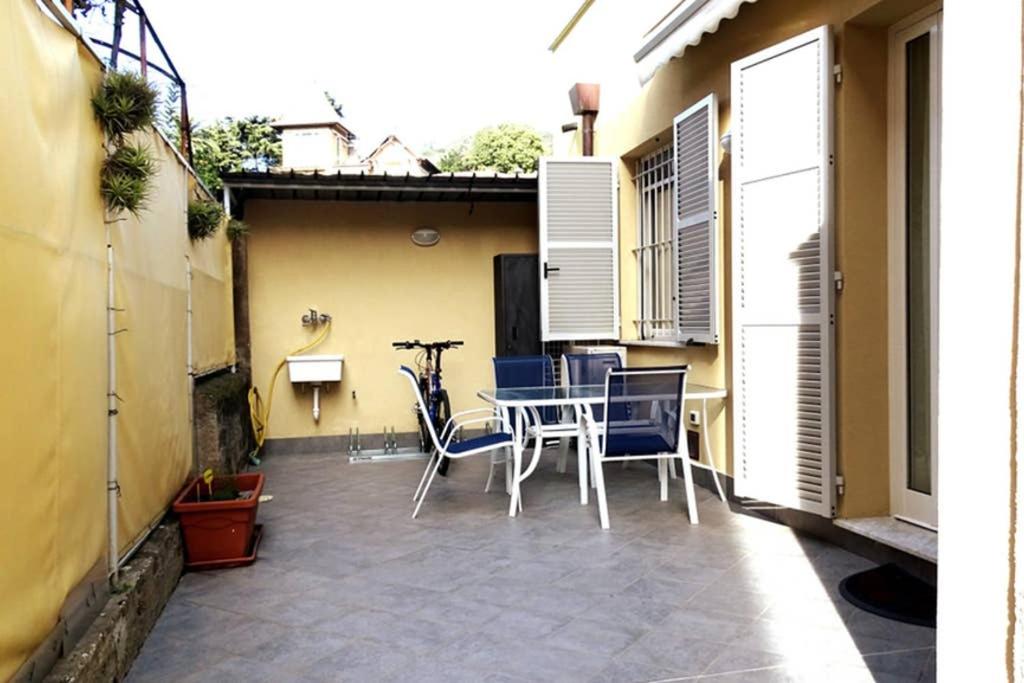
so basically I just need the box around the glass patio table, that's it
[478,382,728,518]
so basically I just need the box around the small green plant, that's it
[226,218,250,241]
[92,71,158,141]
[100,142,155,216]
[188,199,225,241]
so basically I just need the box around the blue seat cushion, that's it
[601,432,674,457]
[447,432,512,455]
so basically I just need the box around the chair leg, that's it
[556,437,569,473]
[591,456,611,530]
[504,447,513,495]
[658,459,668,502]
[484,453,496,493]
[679,454,699,524]
[413,453,436,501]
[412,455,444,519]
[668,457,678,480]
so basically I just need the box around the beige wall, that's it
[578,0,933,517]
[246,200,537,441]
[0,1,234,678]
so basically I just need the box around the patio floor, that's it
[127,451,936,682]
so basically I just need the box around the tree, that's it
[189,117,282,192]
[434,124,549,174]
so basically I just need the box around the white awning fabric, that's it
[634,0,759,85]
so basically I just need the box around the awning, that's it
[634,0,758,85]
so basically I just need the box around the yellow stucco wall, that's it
[581,0,933,517]
[0,2,234,677]
[246,200,537,440]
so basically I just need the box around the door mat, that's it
[839,563,936,628]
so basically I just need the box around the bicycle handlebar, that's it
[392,340,464,350]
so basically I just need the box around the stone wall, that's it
[43,521,183,683]
[193,371,255,474]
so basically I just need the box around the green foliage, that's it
[188,199,225,241]
[435,124,549,174]
[190,116,282,192]
[92,70,158,141]
[100,142,155,216]
[226,218,250,241]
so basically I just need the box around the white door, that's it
[539,158,619,341]
[731,26,836,517]
[888,11,941,529]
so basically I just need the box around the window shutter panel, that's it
[673,94,719,344]
[539,158,620,341]
[731,26,836,518]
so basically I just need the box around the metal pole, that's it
[106,224,119,584]
[186,256,196,475]
[138,8,148,79]
[180,83,193,165]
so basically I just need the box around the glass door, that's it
[889,11,941,529]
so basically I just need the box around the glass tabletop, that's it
[478,383,727,406]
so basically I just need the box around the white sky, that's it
[109,0,585,156]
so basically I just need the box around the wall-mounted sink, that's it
[286,354,343,422]
[286,354,344,384]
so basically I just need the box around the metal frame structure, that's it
[633,145,676,340]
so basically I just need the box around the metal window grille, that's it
[633,146,676,340]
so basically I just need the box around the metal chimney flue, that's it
[569,83,600,156]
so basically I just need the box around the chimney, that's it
[568,83,600,156]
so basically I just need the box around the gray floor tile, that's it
[128,450,937,682]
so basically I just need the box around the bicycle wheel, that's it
[435,390,452,476]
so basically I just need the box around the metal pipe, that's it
[581,112,596,156]
[186,255,196,475]
[137,10,148,79]
[106,225,119,583]
[312,386,321,422]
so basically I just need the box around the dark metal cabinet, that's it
[493,254,540,357]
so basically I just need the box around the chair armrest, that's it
[442,415,511,450]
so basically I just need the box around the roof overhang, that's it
[634,0,758,84]
[221,170,538,211]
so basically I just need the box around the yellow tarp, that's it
[0,2,234,679]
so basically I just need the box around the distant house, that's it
[272,99,437,175]
[363,134,439,176]
[271,98,360,173]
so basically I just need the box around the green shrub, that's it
[226,218,250,241]
[92,71,158,140]
[188,199,225,241]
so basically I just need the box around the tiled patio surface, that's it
[128,451,936,682]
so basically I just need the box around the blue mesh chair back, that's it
[563,353,625,422]
[602,367,686,457]
[492,355,558,425]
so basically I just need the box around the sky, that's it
[85,0,585,157]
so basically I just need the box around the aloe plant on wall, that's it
[92,70,159,216]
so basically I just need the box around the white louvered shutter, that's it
[539,158,620,341]
[731,26,836,517]
[673,94,719,344]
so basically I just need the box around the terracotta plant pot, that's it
[172,472,264,565]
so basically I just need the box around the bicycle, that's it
[392,339,464,475]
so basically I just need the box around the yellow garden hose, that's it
[248,321,332,461]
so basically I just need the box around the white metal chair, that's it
[398,366,514,518]
[485,355,574,494]
[582,366,698,529]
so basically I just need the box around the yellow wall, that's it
[246,200,537,440]
[577,0,932,517]
[0,2,234,678]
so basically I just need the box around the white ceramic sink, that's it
[286,354,343,384]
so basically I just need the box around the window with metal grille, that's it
[633,146,676,340]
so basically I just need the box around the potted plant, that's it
[172,469,265,569]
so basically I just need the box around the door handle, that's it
[543,262,560,279]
